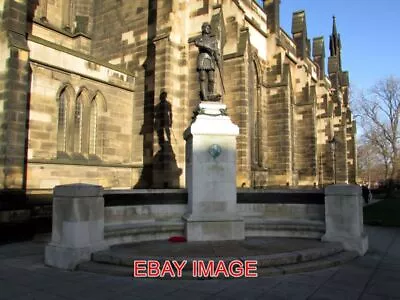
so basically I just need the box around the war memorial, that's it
[0,0,367,278]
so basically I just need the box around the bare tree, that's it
[354,76,400,188]
[357,138,388,186]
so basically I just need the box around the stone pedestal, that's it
[322,184,368,255]
[45,184,108,270]
[183,102,244,241]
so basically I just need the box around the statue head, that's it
[201,22,212,35]
[160,90,167,101]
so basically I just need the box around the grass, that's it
[364,198,400,227]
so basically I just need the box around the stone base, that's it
[323,184,369,256]
[322,232,368,256]
[184,101,241,242]
[45,242,108,270]
[183,214,244,241]
[204,94,221,102]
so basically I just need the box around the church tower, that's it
[329,16,342,70]
[327,16,356,183]
[328,16,343,89]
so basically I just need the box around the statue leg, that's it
[157,128,165,147]
[199,70,208,100]
[208,70,215,96]
[165,127,171,143]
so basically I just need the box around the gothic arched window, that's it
[57,84,75,154]
[57,85,107,159]
[249,58,262,168]
[89,100,97,155]
[88,91,107,158]
[57,88,67,152]
[73,96,83,153]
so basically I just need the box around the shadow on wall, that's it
[134,91,182,188]
[134,0,157,188]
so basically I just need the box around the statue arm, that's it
[196,37,221,65]
[168,102,173,126]
[195,38,205,48]
[196,38,216,54]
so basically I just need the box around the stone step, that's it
[104,219,325,243]
[104,222,185,245]
[77,261,133,277]
[245,219,325,239]
[258,250,359,276]
[78,250,358,279]
[252,243,344,268]
[245,220,325,233]
[104,221,185,239]
[91,242,344,269]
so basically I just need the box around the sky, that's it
[257,0,400,92]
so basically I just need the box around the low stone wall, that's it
[104,189,324,223]
[238,203,324,221]
[103,188,325,245]
[105,204,186,226]
[44,184,367,270]
[238,189,324,222]
[104,203,324,226]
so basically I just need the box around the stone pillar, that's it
[45,184,108,270]
[183,102,244,241]
[0,0,31,189]
[322,184,368,255]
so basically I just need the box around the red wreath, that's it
[168,236,187,243]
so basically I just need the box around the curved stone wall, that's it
[103,189,325,246]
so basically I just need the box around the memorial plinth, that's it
[183,102,244,241]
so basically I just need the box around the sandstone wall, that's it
[0,0,31,189]
[0,0,358,191]
[26,37,137,190]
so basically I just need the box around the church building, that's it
[0,0,357,193]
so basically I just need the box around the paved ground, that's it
[0,226,399,300]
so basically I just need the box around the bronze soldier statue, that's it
[195,22,223,101]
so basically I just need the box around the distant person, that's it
[154,91,172,147]
[362,185,370,204]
